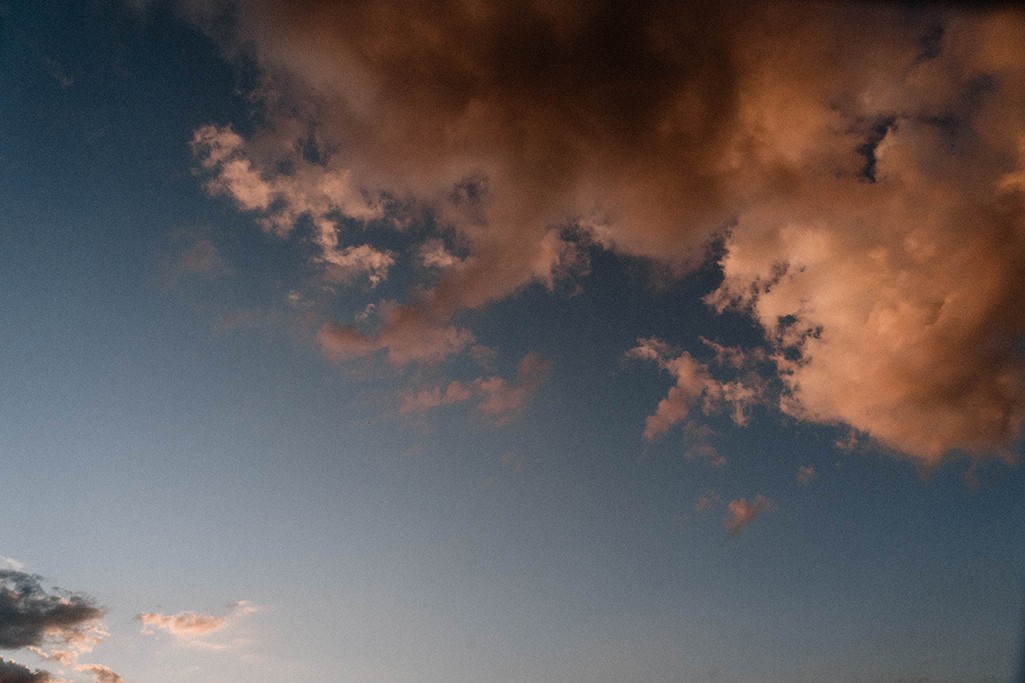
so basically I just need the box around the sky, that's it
[2,0,1025,681]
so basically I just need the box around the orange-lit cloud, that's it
[627,338,763,440]
[318,303,475,367]
[136,601,257,648]
[724,495,775,536]
[75,664,123,683]
[178,0,1025,463]
[796,466,816,485]
[401,352,552,424]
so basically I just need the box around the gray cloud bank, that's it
[0,658,54,683]
[0,571,103,652]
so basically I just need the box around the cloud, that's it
[724,495,775,536]
[175,1,1025,463]
[401,352,552,424]
[177,238,225,276]
[192,124,393,287]
[137,601,257,648]
[318,302,475,367]
[796,466,816,485]
[0,658,56,683]
[627,338,763,441]
[694,492,719,512]
[0,570,105,656]
[75,665,122,683]
[137,611,226,639]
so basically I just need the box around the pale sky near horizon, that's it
[2,1,1025,682]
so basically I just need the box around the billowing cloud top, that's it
[177,0,1025,464]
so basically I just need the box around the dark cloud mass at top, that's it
[175,0,1025,464]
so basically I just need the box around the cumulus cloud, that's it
[137,601,257,648]
[0,658,56,683]
[724,495,775,536]
[175,0,1025,463]
[401,352,552,424]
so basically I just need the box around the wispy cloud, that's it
[137,601,258,649]
[401,352,552,425]
[796,466,816,485]
[75,664,123,683]
[627,338,763,441]
[318,303,475,367]
[192,125,393,287]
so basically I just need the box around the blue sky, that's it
[2,1,1025,682]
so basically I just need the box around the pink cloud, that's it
[724,495,775,536]
[136,601,257,647]
[796,466,816,485]
[76,664,123,683]
[318,303,475,367]
[401,353,552,424]
[137,611,226,639]
[627,339,763,441]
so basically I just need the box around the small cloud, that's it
[694,491,719,512]
[178,238,225,277]
[137,611,227,639]
[191,124,390,287]
[723,495,775,536]
[136,601,257,649]
[684,442,727,469]
[796,466,816,485]
[0,570,106,658]
[400,353,552,425]
[0,557,24,571]
[627,338,763,441]
[419,239,462,269]
[319,303,474,367]
[500,451,524,474]
[76,663,123,683]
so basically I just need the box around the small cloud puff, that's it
[796,466,816,485]
[724,496,775,536]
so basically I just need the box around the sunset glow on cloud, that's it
[3,1,1025,681]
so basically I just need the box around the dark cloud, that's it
[0,570,104,651]
[0,658,55,683]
